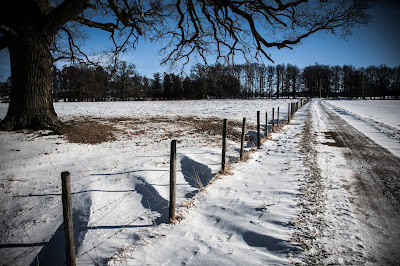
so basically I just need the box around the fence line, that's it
[53,100,310,265]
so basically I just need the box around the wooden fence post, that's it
[272,108,275,130]
[257,111,260,149]
[61,172,76,266]
[277,107,280,127]
[265,112,268,138]
[291,102,294,117]
[288,103,290,123]
[169,140,177,222]
[240,117,246,161]
[222,119,227,172]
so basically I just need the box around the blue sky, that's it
[1,0,399,81]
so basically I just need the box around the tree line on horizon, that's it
[1,62,399,101]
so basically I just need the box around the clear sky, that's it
[0,0,399,81]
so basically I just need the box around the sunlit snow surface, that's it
[326,99,400,158]
[0,99,399,265]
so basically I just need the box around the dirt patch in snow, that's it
[61,116,248,145]
[63,121,119,144]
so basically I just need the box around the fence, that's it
[19,99,309,266]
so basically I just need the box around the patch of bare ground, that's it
[63,121,120,144]
[61,115,248,145]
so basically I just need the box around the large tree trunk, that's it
[1,34,60,131]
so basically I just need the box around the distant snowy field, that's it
[326,99,400,158]
[326,99,400,131]
[1,99,293,125]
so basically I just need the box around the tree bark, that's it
[1,34,60,131]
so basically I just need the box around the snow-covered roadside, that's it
[298,100,365,264]
[325,100,400,158]
[108,104,310,265]
[317,100,400,264]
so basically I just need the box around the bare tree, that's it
[276,64,285,99]
[1,0,373,130]
[266,65,275,99]
[111,61,137,101]
[286,64,300,98]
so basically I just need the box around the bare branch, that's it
[73,17,117,32]
[107,0,131,26]
[0,25,18,38]
[61,26,98,66]
[34,0,53,15]
[46,0,89,36]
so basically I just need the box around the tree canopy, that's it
[0,0,374,130]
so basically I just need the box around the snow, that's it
[108,108,307,265]
[1,98,399,265]
[326,99,400,131]
[305,101,365,264]
[0,99,293,125]
[0,99,299,265]
[325,99,400,158]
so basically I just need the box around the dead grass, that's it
[63,121,120,144]
[175,116,243,142]
[61,115,245,145]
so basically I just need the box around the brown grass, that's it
[63,121,120,144]
[61,115,246,145]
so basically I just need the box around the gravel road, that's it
[319,101,400,264]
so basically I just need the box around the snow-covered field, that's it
[0,99,298,265]
[0,98,399,265]
[326,99,400,157]
[326,99,400,131]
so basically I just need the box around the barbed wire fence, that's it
[2,99,308,266]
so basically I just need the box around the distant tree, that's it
[163,73,173,99]
[182,77,196,99]
[170,73,183,99]
[341,65,355,97]
[393,66,400,99]
[112,61,136,101]
[276,64,285,99]
[61,65,91,101]
[330,66,342,97]
[319,65,332,98]
[93,66,110,101]
[0,77,12,100]
[302,65,318,97]
[0,0,374,130]
[266,66,275,99]
[365,66,378,98]
[141,76,151,99]
[191,64,209,99]
[151,73,163,98]
[375,65,392,99]
[286,64,300,98]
